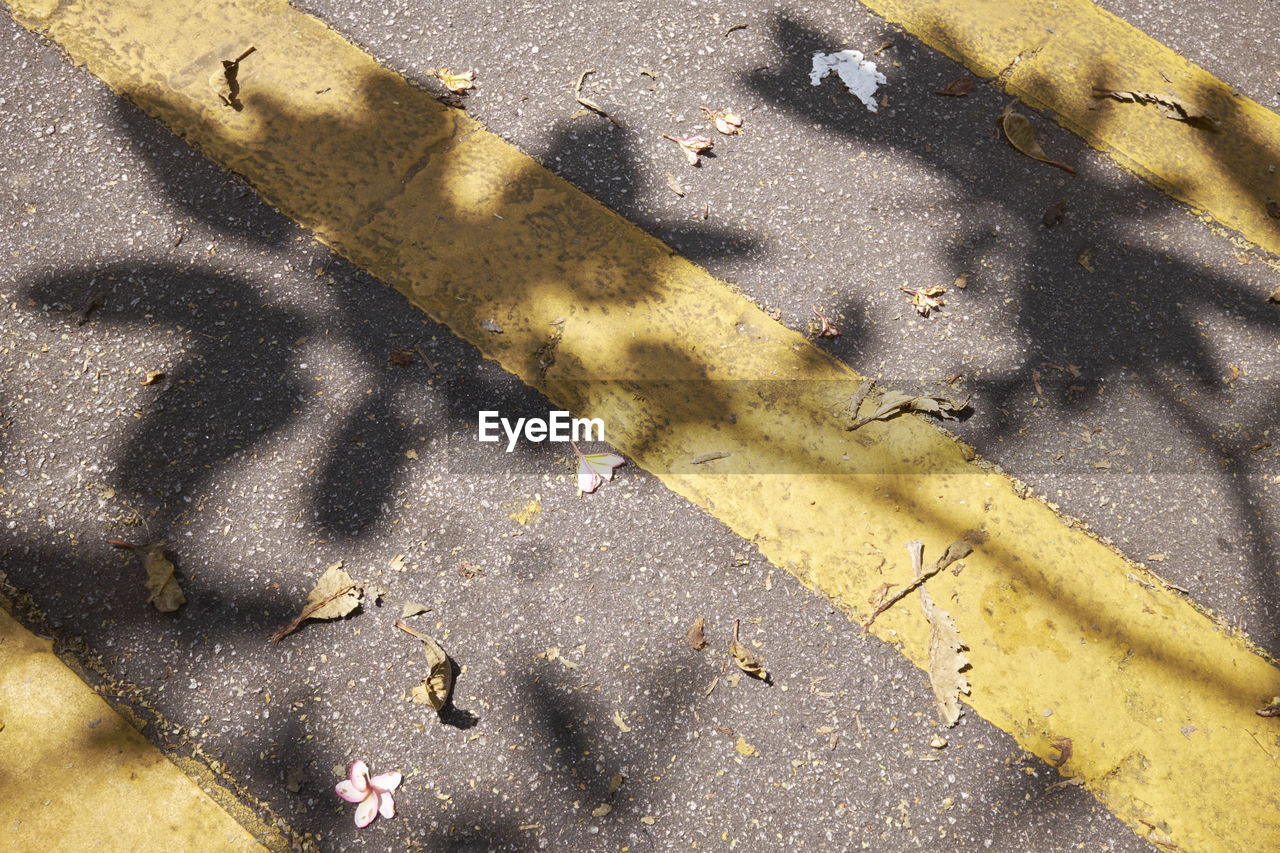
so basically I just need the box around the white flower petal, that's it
[354,793,379,828]
[370,771,402,792]
[577,458,602,493]
[377,790,396,820]
[335,780,366,803]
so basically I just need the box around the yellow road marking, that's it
[4,0,1279,850]
[859,0,1280,257]
[0,606,276,852]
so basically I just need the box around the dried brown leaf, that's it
[811,307,841,338]
[436,68,475,93]
[1268,287,1280,304]
[109,540,185,613]
[400,601,431,618]
[665,173,686,197]
[848,389,969,431]
[389,348,414,367]
[1000,106,1075,173]
[398,620,454,711]
[901,285,946,317]
[141,370,165,386]
[729,619,769,682]
[1049,736,1074,767]
[687,616,707,650]
[936,76,974,97]
[1091,86,1218,130]
[911,540,970,726]
[272,561,361,641]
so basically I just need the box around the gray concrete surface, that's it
[2,0,1278,850]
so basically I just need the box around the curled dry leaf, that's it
[909,540,971,727]
[1091,86,1219,130]
[936,76,974,97]
[272,561,362,641]
[663,133,714,166]
[1000,106,1075,173]
[901,285,945,317]
[141,370,165,386]
[701,107,743,135]
[1049,736,1074,767]
[397,620,454,711]
[687,616,707,650]
[1257,697,1280,717]
[848,389,969,431]
[811,307,841,338]
[436,68,475,93]
[108,539,185,613]
[665,173,686,197]
[729,619,769,682]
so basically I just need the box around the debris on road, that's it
[729,619,770,683]
[108,539,185,613]
[1091,86,1219,130]
[397,619,454,711]
[810,306,841,338]
[809,50,887,112]
[688,616,708,650]
[435,67,475,93]
[911,539,971,727]
[936,76,974,97]
[1000,105,1075,173]
[574,69,623,127]
[847,388,969,431]
[864,540,972,632]
[272,561,362,642]
[571,441,625,493]
[663,132,714,166]
[901,284,946,317]
[701,106,743,135]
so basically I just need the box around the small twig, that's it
[271,584,355,643]
[394,619,430,641]
[574,69,623,127]
[1245,727,1276,760]
[864,540,973,633]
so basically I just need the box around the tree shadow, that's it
[744,12,1280,638]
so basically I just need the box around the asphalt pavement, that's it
[2,0,1278,851]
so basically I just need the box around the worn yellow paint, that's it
[859,0,1280,257]
[0,607,274,852]
[4,0,1280,850]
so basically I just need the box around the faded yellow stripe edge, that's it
[3,1,1279,852]
[0,602,280,852]
[859,0,1280,259]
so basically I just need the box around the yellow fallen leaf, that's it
[613,710,632,733]
[436,68,475,93]
[734,736,757,757]
[591,803,612,817]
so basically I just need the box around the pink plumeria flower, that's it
[571,441,625,494]
[335,760,402,828]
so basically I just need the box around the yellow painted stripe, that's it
[858,0,1280,257]
[4,1,1278,851]
[0,606,276,852]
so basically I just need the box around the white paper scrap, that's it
[810,50,887,112]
